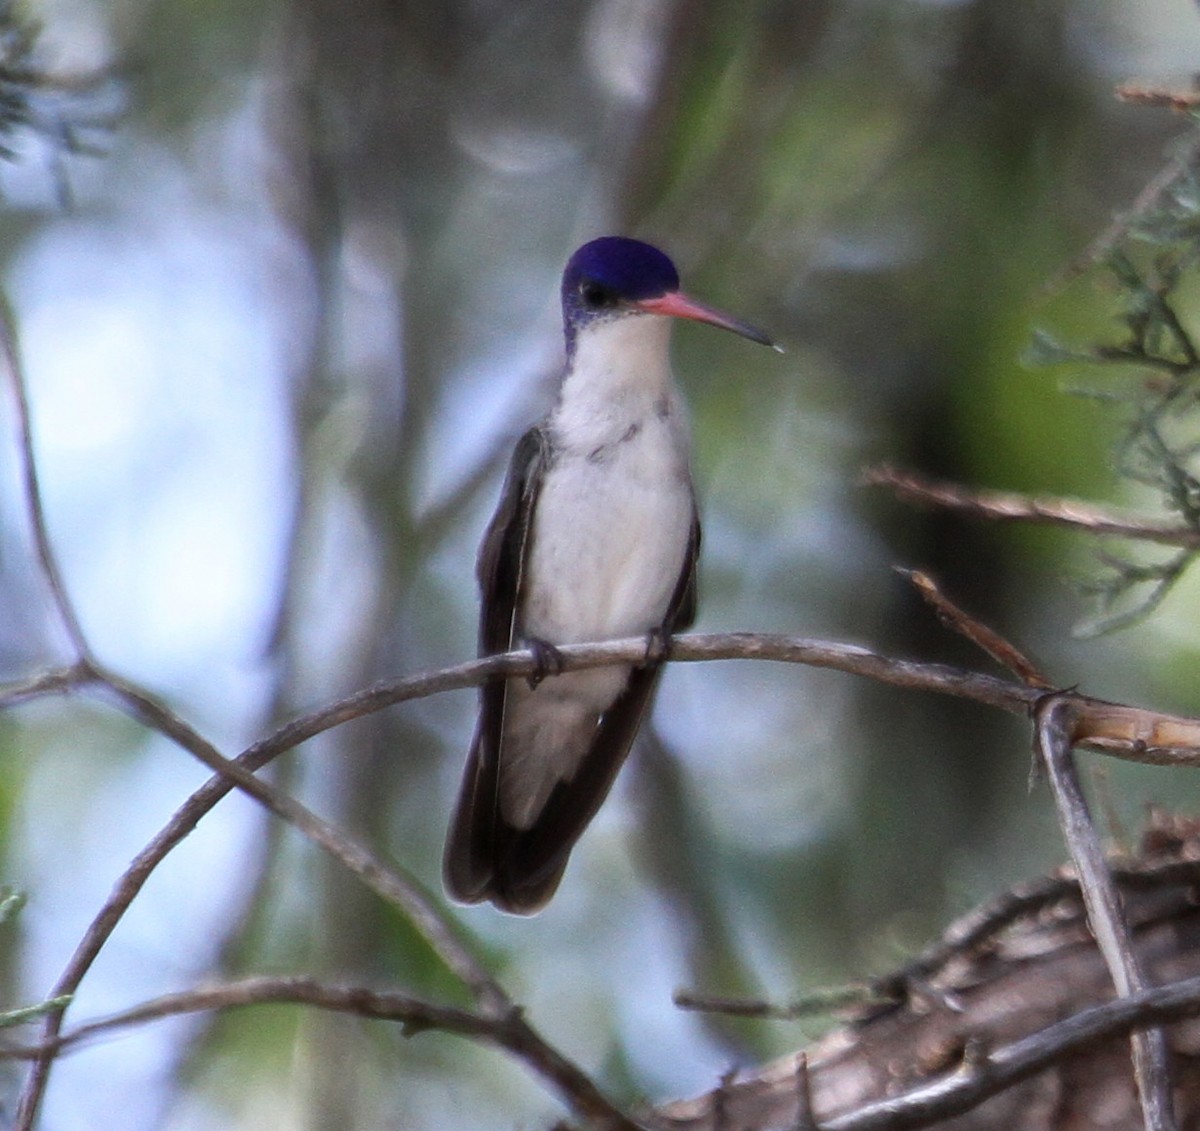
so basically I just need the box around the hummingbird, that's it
[444,236,776,914]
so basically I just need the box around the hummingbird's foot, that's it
[642,625,672,665]
[526,637,566,689]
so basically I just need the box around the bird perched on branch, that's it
[444,236,776,914]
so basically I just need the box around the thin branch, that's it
[12,867,1200,1131]
[0,629,1028,1129]
[2,977,644,1131]
[1,626,1038,1130]
[674,983,879,1021]
[898,568,1052,687]
[91,665,510,1016]
[14,660,512,1130]
[1044,131,1200,291]
[0,288,101,1130]
[17,966,1200,1131]
[793,1053,817,1131]
[863,465,1200,547]
[227,632,1200,771]
[0,297,92,660]
[1035,694,1176,1131]
[11,623,1200,1125]
[0,661,95,707]
[895,852,1200,989]
[7,978,493,1054]
[1116,83,1200,112]
[245,632,1039,754]
[14,629,1200,1020]
[0,997,72,1031]
[21,669,657,1128]
[677,850,1200,1030]
[14,628,1200,770]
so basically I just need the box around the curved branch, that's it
[0,300,92,660]
[3,977,642,1131]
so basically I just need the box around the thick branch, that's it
[13,633,1200,771]
[655,828,1200,1131]
[1036,695,1175,1131]
[815,977,1200,1131]
[220,633,1200,773]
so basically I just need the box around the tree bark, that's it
[653,813,1200,1131]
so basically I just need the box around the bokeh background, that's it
[4,1,1200,1128]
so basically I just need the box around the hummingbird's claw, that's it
[526,638,566,688]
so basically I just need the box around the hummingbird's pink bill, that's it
[636,290,778,350]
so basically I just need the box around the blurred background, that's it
[3,0,1200,1128]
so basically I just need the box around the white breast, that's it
[520,314,695,646]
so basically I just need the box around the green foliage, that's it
[0,993,71,1029]
[0,0,115,165]
[0,888,73,1029]
[1035,138,1200,634]
[0,884,23,926]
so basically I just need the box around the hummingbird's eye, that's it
[579,279,618,309]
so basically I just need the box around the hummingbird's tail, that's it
[443,665,662,914]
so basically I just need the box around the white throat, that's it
[553,314,676,446]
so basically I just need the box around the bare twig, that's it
[1046,130,1200,290]
[4,978,493,1055]
[0,997,72,1031]
[0,299,91,659]
[11,585,1200,1128]
[15,660,512,1130]
[13,631,1200,776]
[677,851,1200,1030]
[3,976,643,1131]
[93,666,510,1015]
[0,628,1026,1129]
[674,984,879,1021]
[17,669,655,1130]
[231,632,1200,771]
[1035,694,1176,1131]
[18,966,1200,1131]
[793,1053,817,1131]
[898,568,1052,687]
[864,465,1200,547]
[711,1066,739,1131]
[0,661,96,707]
[1116,83,1200,112]
[0,286,103,1130]
[893,851,1200,991]
[9,620,1200,766]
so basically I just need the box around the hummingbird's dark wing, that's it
[443,425,548,906]
[482,509,700,912]
[669,506,700,633]
[443,409,701,913]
